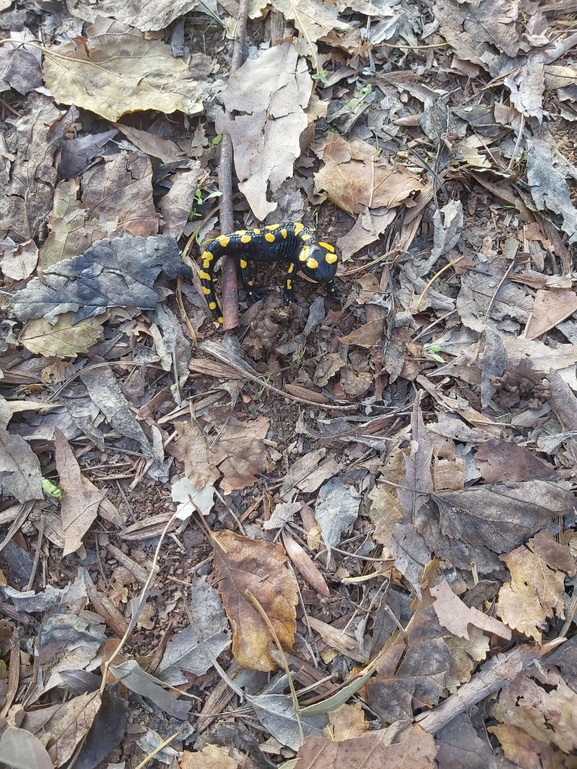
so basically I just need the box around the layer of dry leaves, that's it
[2,0,577,768]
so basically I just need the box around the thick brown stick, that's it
[219,0,249,330]
[416,638,565,734]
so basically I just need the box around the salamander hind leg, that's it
[238,256,265,301]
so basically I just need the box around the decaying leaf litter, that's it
[1,0,577,766]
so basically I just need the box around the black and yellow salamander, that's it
[199,222,339,324]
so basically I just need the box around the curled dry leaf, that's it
[216,42,313,220]
[212,530,298,672]
[282,531,330,597]
[43,21,203,122]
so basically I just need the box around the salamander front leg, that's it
[326,279,343,302]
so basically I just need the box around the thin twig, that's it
[415,255,464,313]
[25,514,46,591]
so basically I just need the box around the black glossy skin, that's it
[199,222,339,324]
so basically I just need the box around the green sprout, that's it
[347,83,372,111]
[423,344,445,364]
[42,478,62,499]
[254,374,271,401]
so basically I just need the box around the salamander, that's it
[199,222,339,324]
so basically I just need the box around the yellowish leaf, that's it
[43,23,203,122]
[20,312,105,358]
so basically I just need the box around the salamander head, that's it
[299,243,339,284]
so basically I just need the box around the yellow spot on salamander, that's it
[306,258,319,269]
[239,259,248,269]
[301,233,312,241]
[293,222,304,235]
[287,263,294,273]
[266,224,279,230]
[217,316,224,324]
[209,301,217,310]
[218,235,230,248]
[248,279,255,286]
[241,235,252,244]
[319,241,335,252]
[281,229,288,239]
[202,286,212,295]
[202,251,213,261]
[298,246,309,262]
[265,233,275,242]
[325,252,338,264]
[286,279,292,289]
[199,270,211,280]
[253,228,261,235]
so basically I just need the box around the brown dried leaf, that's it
[0,239,38,280]
[0,395,43,502]
[216,42,313,220]
[496,530,575,642]
[269,0,350,64]
[475,438,555,484]
[436,480,575,555]
[43,22,203,122]
[181,744,239,769]
[367,446,406,545]
[21,690,101,767]
[492,667,577,754]
[436,713,499,769]
[489,723,562,769]
[38,179,103,271]
[54,428,105,555]
[338,318,385,348]
[367,604,451,724]
[172,416,269,494]
[315,134,424,216]
[326,703,368,742]
[67,0,201,31]
[212,530,298,671]
[0,95,76,243]
[294,724,437,768]
[525,287,577,339]
[81,151,158,238]
[398,399,434,523]
[445,626,490,692]
[337,208,396,260]
[431,578,511,640]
